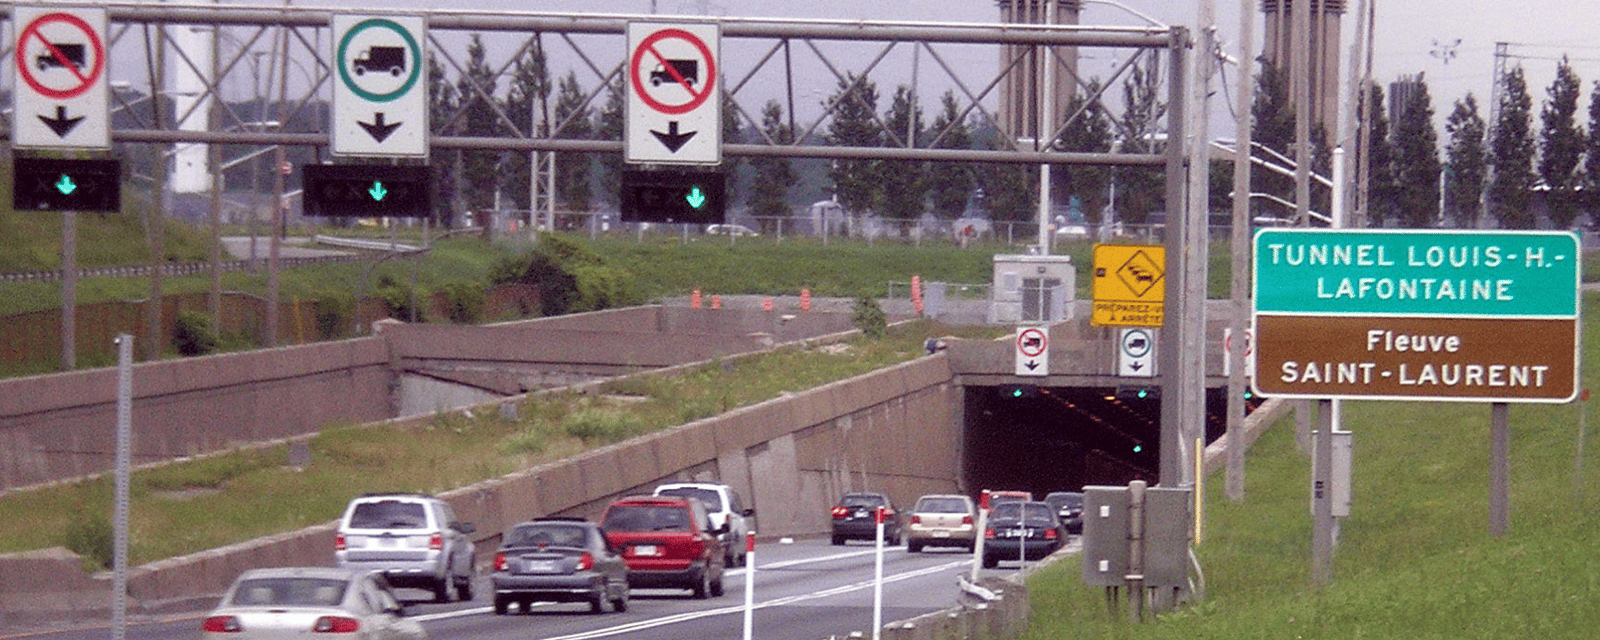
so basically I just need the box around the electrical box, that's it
[1310,430,1354,518]
[989,254,1075,324]
[1080,485,1129,586]
[1142,487,1193,588]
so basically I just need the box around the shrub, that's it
[62,513,114,570]
[375,274,421,321]
[313,291,353,339]
[173,311,219,356]
[851,296,887,339]
[438,281,485,324]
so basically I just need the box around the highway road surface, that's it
[14,538,1074,640]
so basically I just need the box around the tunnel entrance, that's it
[961,385,1254,497]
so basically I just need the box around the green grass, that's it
[0,321,1006,568]
[1015,294,1600,639]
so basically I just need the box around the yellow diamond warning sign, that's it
[1092,244,1165,327]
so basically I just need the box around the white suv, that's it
[653,482,755,567]
[335,492,477,602]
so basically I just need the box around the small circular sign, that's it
[15,12,106,101]
[1017,327,1048,358]
[629,28,717,116]
[1122,328,1152,358]
[336,18,422,103]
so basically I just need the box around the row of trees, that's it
[418,34,1600,233]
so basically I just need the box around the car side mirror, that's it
[455,522,476,535]
[741,508,756,517]
[714,522,731,535]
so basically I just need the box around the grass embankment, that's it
[0,321,1005,568]
[1017,295,1600,638]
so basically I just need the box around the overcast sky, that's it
[219,0,1600,136]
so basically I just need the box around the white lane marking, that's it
[413,558,969,638]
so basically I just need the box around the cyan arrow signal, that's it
[685,185,707,209]
[54,175,78,195]
[368,181,389,201]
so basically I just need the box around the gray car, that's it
[335,493,477,603]
[492,518,629,615]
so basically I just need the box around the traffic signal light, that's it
[12,157,121,212]
[1000,384,1038,399]
[620,169,725,224]
[1115,386,1160,401]
[303,164,432,218]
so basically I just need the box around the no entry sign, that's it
[626,22,721,165]
[11,6,110,149]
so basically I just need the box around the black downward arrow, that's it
[1129,362,1144,371]
[1025,360,1040,371]
[39,106,84,138]
[358,112,402,143]
[650,121,697,153]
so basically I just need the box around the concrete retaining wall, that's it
[94,353,962,613]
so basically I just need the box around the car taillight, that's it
[577,552,594,571]
[910,515,921,525]
[1044,528,1059,540]
[962,515,974,525]
[831,506,849,519]
[312,616,361,633]
[494,552,508,572]
[429,533,443,550]
[202,615,241,633]
[334,533,346,551]
[984,528,996,539]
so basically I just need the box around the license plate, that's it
[380,537,398,547]
[523,560,559,573]
[1000,530,1024,538]
[633,545,659,556]
[932,531,950,538]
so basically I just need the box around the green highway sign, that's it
[1251,229,1581,403]
[1254,229,1579,318]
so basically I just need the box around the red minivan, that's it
[600,495,727,599]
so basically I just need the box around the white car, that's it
[705,224,759,237]
[202,567,426,640]
[654,481,756,567]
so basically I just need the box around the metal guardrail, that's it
[0,253,367,284]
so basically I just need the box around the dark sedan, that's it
[491,518,629,615]
[830,492,903,546]
[1043,491,1084,535]
[981,501,1065,568]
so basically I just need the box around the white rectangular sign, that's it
[1118,327,1156,378]
[331,14,428,158]
[626,22,721,165]
[1015,326,1048,377]
[12,5,110,150]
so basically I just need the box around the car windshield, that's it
[1046,494,1082,510]
[349,500,427,529]
[229,578,347,607]
[658,487,722,511]
[990,503,1056,526]
[603,506,692,532]
[507,524,587,548]
[915,497,969,513]
[841,495,884,508]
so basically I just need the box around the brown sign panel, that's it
[1254,315,1578,402]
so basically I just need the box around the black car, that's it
[981,501,1065,568]
[491,517,629,615]
[830,492,903,546]
[1043,491,1084,535]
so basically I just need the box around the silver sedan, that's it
[202,566,426,640]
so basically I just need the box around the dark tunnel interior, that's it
[962,385,1263,497]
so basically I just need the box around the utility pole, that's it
[1226,0,1255,503]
